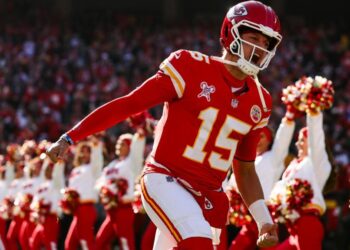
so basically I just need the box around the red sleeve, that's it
[234,128,262,162]
[67,72,177,142]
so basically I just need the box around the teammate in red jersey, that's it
[47,1,282,249]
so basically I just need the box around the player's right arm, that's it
[46,50,189,162]
[46,73,176,162]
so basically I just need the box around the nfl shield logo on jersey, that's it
[197,82,216,102]
[250,105,262,123]
[231,99,239,108]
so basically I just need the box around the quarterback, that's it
[47,1,283,249]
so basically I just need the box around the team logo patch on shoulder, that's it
[250,105,262,123]
[197,82,216,102]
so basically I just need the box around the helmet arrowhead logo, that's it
[227,4,248,19]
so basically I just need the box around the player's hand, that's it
[257,223,278,248]
[46,138,70,163]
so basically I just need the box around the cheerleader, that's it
[63,136,103,250]
[6,155,27,250]
[16,156,45,250]
[0,155,15,249]
[29,155,65,250]
[268,108,332,250]
[227,107,295,250]
[95,129,146,250]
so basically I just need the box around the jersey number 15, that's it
[183,107,251,171]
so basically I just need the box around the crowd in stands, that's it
[0,8,349,249]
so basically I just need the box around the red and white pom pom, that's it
[99,178,120,210]
[59,188,80,214]
[16,193,33,217]
[30,199,51,224]
[282,76,335,113]
[99,185,118,210]
[285,178,314,210]
[269,178,313,224]
[226,187,253,227]
[99,178,129,210]
[0,197,14,220]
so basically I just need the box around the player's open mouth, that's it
[252,53,260,65]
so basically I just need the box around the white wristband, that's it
[248,199,273,230]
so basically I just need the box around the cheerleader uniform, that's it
[30,160,65,250]
[229,118,295,250]
[269,112,331,250]
[6,174,26,250]
[95,133,145,250]
[65,141,103,250]
[0,162,15,249]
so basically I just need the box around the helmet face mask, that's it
[220,1,282,75]
[231,23,281,75]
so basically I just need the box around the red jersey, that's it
[147,50,272,190]
[67,49,271,191]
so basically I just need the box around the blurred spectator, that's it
[0,5,348,250]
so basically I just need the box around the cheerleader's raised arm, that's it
[268,113,296,184]
[90,137,104,179]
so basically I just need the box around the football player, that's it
[47,1,282,249]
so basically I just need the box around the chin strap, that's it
[212,56,269,112]
[253,75,269,112]
[211,56,239,67]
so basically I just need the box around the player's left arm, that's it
[233,127,268,207]
[234,159,278,247]
[233,160,263,207]
[233,126,278,247]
